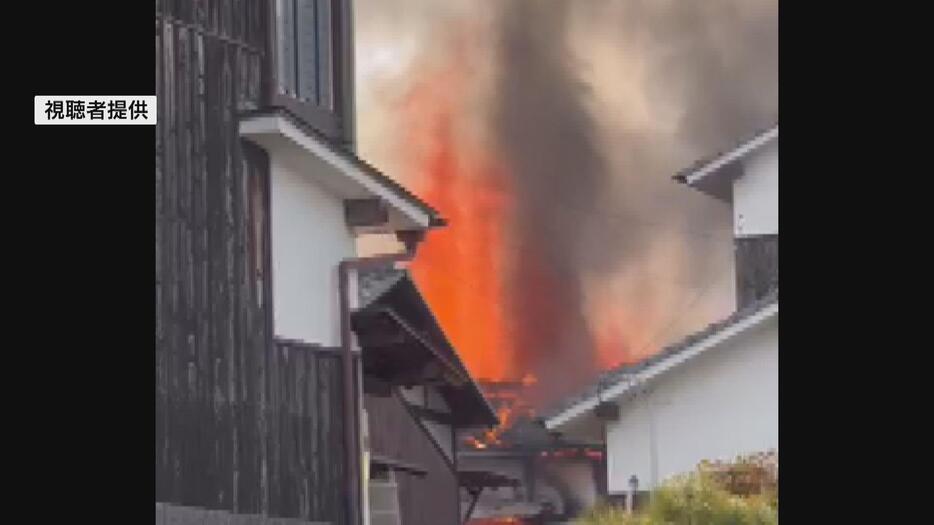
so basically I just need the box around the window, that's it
[277,0,334,111]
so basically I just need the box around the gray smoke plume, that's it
[488,0,777,404]
[491,0,610,398]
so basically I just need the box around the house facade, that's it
[156,3,492,524]
[676,125,778,309]
[542,125,779,502]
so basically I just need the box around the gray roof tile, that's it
[542,287,779,421]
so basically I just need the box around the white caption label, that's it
[35,96,157,125]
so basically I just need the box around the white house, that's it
[542,124,778,500]
[677,124,778,308]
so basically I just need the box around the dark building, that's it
[156,3,493,524]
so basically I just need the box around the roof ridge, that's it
[541,287,779,422]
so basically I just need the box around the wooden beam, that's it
[363,375,394,397]
[344,198,388,228]
[370,454,428,478]
[595,401,620,421]
[461,488,483,525]
[409,405,454,425]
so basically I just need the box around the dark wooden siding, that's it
[366,393,460,525]
[156,4,348,523]
[735,235,778,309]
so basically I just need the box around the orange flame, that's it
[396,34,517,383]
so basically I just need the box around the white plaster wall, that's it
[733,140,778,237]
[270,157,356,346]
[606,316,778,493]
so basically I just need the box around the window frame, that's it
[264,0,350,143]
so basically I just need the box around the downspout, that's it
[338,230,426,525]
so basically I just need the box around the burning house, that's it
[347,1,777,521]
[440,376,608,524]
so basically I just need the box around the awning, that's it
[353,268,499,427]
[352,305,467,388]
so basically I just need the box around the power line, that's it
[622,264,734,361]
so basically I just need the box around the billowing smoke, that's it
[487,0,777,401]
[492,0,613,394]
[355,0,778,405]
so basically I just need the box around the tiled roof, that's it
[542,288,779,422]
[356,267,499,426]
[358,267,407,307]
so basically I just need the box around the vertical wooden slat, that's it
[307,353,319,520]
[177,22,197,505]
[228,36,245,513]
[316,0,332,109]
[155,14,167,502]
[163,16,182,504]
[278,0,297,96]
[294,349,306,519]
[268,327,280,515]
[204,31,224,510]
[222,36,240,513]
[257,148,271,518]
[319,355,335,523]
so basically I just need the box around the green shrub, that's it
[575,503,647,525]
[576,454,778,525]
[647,471,777,525]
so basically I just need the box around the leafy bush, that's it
[575,453,778,525]
[575,503,647,525]
[647,471,777,525]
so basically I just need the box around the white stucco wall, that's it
[606,316,778,493]
[733,140,778,237]
[270,157,356,346]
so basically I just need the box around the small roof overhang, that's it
[673,124,778,202]
[239,109,444,232]
[353,269,499,428]
[352,305,468,388]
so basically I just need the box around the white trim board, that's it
[684,126,778,186]
[240,113,433,230]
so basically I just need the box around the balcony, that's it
[265,0,354,147]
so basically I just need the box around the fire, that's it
[395,32,517,383]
